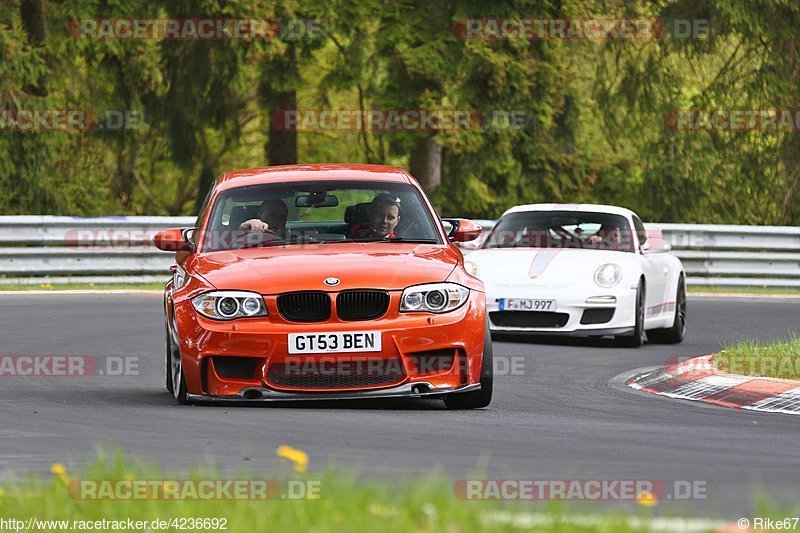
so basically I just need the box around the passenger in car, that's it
[586,224,622,250]
[238,199,288,236]
[350,193,400,239]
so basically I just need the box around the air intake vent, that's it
[336,290,390,321]
[489,311,569,328]
[267,358,405,390]
[580,308,615,325]
[277,292,331,322]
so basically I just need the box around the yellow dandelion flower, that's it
[276,445,308,473]
[369,504,388,518]
[636,491,658,507]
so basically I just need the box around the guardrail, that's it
[0,216,798,287]
[469,220,800,287]
[0,216,194,285]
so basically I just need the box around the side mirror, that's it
[642,238,671,253]
[641,227,670,253]
[443,218,482,242]
[455,240,482,251]
[154,227,195,252]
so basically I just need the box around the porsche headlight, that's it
[594,263,622,288]
[400,283,469,313]
[464,261,479,276]
[191,291,267,320]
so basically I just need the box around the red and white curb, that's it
[628,355,800,415]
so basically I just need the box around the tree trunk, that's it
[267,89,298,165]
[20,0,46,43]
[195,164,216,213]
[20,0,48,96]
[409,136,442,189]
[265,41,298,166]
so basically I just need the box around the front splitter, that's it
[186,382,480,403]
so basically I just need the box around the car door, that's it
[632,215,668,322]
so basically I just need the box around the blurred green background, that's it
[1,0,798,223]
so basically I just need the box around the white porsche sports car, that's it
[463,204,686,347]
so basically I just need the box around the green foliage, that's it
[715,333,800,379]
[0,0,797,223]
[0,451,724,532]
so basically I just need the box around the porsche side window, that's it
[632,216,648,246]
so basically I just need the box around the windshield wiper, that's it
[384,237,438,243]
[318,237,439,244]
[238,241,287,249]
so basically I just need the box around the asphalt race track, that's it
[1,293,798,518]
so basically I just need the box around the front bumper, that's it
[484,282,638,336]
[187,382,481,403]
[171,290,486,397]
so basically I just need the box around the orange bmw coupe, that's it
[153,164,492,408]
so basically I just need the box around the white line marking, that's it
[663,375,751,400]
[0,290,162,295]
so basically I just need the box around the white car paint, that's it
[463,204,685,339]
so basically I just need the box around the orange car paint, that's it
[158,164,486,398]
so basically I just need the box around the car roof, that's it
[214,164,414,191]
[501,203,637,219]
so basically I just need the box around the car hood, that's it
[467,248,636,286]
[190,243,461,293]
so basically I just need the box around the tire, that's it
[165,309,176,393]
[169,333,189,404]
[617,280,645,348]
[648,275,687,344]
[444,318,493,409]
[165,333,174,394]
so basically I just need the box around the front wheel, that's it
[648,275,686,344]
[169,334,189,404]
[165,334,174,394]
[617,281,645,348]
[444,319,493,409]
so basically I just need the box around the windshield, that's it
[199,180,443,252]
[482,211,635,252]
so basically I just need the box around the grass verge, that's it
[688,285,800,295]
[714,334,800,380]
[0,452,723,533]
[0,282,164,291]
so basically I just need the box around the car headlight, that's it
[400,283,470,313]
[464,261,479,276]
[594,263,622,288]
[191,291,267,320]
